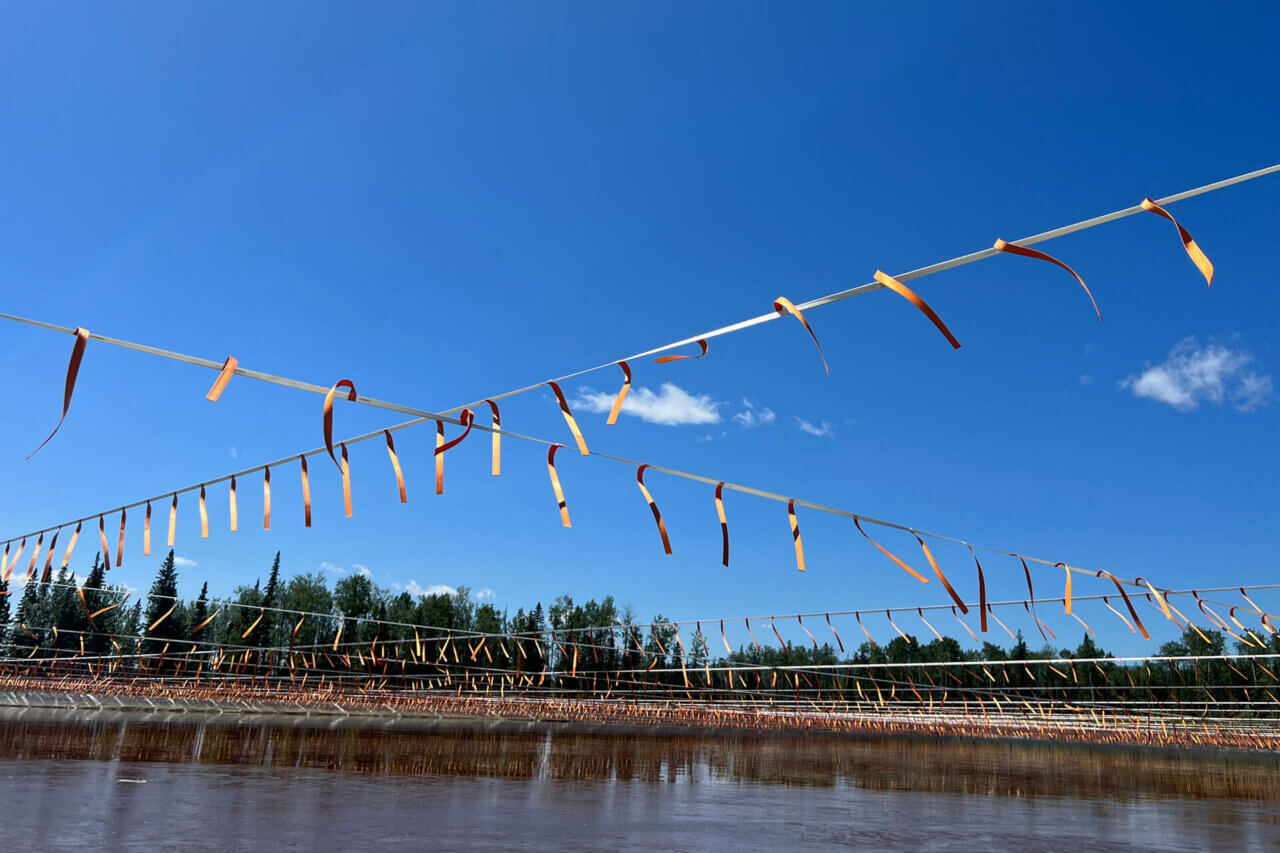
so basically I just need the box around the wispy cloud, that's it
[795,417,834,437]
[230,447,238,460]
[1121,337,1272,412]
[174,556,198,567]
[352,563,371,578]
[476,588,495,600]
[573,382,720,426]
[732,398,775,428]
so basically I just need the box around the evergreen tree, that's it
[256,552,282,649]
[191,582,209,643]
[11,578,42,656]
[143,550,186,665]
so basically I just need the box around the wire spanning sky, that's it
[1,3,1278,657]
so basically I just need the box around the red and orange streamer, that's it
[199,485,209,538]
[205,356,239,402]
[98,516,110,565]
[635,465,672,555]
[300,456,312,528]
[61,521,81,569]
[547,383,589,456]
[965,543,988,633]
[1141,198,1213,287]
[168,493,178,547]
[263,466,272,530]
[914,535,968,614]
[607,361,632,424]
[384,430,407,503]
[115,508,126,568]
[143,501,152,556]
[853,518,928,584]
[340,443,353,518]
[483,399,501,476]
[787,500,805,572]
[773,297,829,375]
[1096,570,1149,640]
[546,444,571,528]
[873,271,961,348]
[41,531,58,583]
[714,482,729,568]
[993,239,1103,320]
[654,339,708,365]
[229,476,239,532]
[29,326,89,459]
[323,379,358,471]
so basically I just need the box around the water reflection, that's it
[0,707,1276,802]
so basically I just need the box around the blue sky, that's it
[2,3,1278,657]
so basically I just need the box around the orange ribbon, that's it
[192,605,221,636]
[484,399,501,476]
[1141,198,1213,287]
[29,326,90,458]
[199,485,209,538]
[229,476,239,532]
[547,383,589,456]
[607,361,632,424]
[773,297,829,375]
[1017,555,1054,641]
[873,271,961,348]
[436,408,475,457]
[205,356,238,401]
[855,612,877,648]
[23,533,37,581]
[787,500,805,572]
[994,239,1102,320]
[61,521,81,569]
[825,613,844,652]
[115,508,126,567]
[965,544,988,632]
[636,465,672,554]
[1058,561,1073,614]
[714,482,729,567]
[654,339,708,365]
[340,444,352,517]
[547,444,571,527]
[913,535,968,614]
[323,379,357,471]
[240,608,266,640]
[300,456,312,528]
[263,466,271,530]
[98,516,110,565]
[168,493,178,547]
[41,531,58,583]
[143,501,152,556]
[434,421,445,495]
[384,431,407,503]
[148,602,177,632]
[1096,570,1149,640]
[853,518,928,584]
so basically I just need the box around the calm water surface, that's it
[0,708,1276,851]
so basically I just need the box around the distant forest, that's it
[1,549,1275,696]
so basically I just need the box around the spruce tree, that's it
[259,552,282,649]
[11,578,42,656]
[143,550,185,664]
[191,582,209,642]
[0,575,10,648]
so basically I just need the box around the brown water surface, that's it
[0,708,1276,850]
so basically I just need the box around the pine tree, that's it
[11,578,42,656]
[258,552,282,648]
[143,550,186,664]
[191,582,209,642]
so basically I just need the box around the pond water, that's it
[0,708,1276,851]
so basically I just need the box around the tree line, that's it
[1,549,1276,700]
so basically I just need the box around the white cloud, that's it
[352,563,371,577]
[405,581,457,598]
[1121,337,1272,412]
[320,561,343,574]
[173,556,198,567]
[476,588,495,600]
[572,382,720,426]
[732,398,776,428]
[795,417,835,437]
